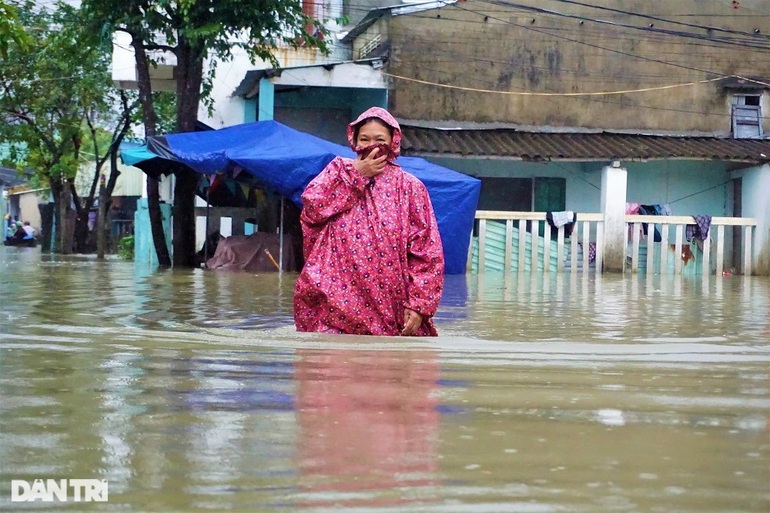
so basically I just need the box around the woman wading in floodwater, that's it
[293,107,445,336]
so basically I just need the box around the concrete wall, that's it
[624,161,730,216]
[269,87,388,143]
[134,198,172,266]
[7,189,45,231]
[75,161,145,199]
[383,0,769,133]
[199,45,351,128]
[425,157,734,217]
[734,164,770,275]
[351,16,389,59]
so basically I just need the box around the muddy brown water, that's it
[1,247,768,512]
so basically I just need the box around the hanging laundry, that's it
[637,205,663,242]
[625,202,641,215]
[686,215,712,242]
[546,211,577,239]
[578,242,597,264]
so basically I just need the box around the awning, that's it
[121,120,481,274]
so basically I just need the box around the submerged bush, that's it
[117,235,134,260]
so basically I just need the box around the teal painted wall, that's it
[624,160,730,217]
[245,87,386,123]
[424,157,734,217]
[426,158,603,215]
[273,87,386,113]
[134,198,172,267]
[258,78,274,121]
[244,86,387,144]
[244,98,257,124]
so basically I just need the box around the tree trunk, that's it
[73,199,91,253]
[172,168,198,267]
[96,173,106,259]
[99,144,122,258]
[133,35,171,266]
[49,179,62,253]
[59,180,72,254]
[172,38,204,268]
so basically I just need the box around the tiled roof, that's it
[400,126,770,163]
[0,166,24,186]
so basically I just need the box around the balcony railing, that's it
[471,211,757,275]
[625,215,757,275]
[471,211,604,273]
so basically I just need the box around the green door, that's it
[534,177,566,237]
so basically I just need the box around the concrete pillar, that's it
[740,163,770,276]
[0,185,6,231]
[601,163,628,273]
[243,98,257,123]
[258,78,274,121]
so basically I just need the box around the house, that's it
[2,164,45,240]
[72,142,147,251]
[111,0,770,275]
[109,0,413,266]
[339,0,770,275]
[1,166,26,229]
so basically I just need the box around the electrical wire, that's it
[383,72,731,97]
[397,10,770,55]
[551,0,770,39]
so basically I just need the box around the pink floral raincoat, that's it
[293,107,445,336]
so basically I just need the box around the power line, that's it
[399,10,770,54]
[551,0,770,40]
[384,28,770,82]
[384,72,730,97]
[388,63,768,121]
[444,1,749,77]
[421,0,770,51]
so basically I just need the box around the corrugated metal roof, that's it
[0,166,25,186]
[400,126,770,163]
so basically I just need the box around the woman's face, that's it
[356,119,392,148]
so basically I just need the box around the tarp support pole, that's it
[279,196,284,275]
[204,178,210,264]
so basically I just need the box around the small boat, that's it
[3,237,38,247]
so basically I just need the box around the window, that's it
[477,178,532,211]
[731,94,763,139]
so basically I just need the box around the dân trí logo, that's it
[11,479,108,502]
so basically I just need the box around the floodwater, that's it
[0,246,768,512]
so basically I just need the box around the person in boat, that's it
[22,221,36,238]
[11,221,27,242]
[4,216,16,239]
[293,107,445,336]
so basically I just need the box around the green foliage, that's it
[117,235,134,260]
[80,0,330,89]
[153,92,178,135]
[0,0,32,58]
[78,0,331,265]
[0,1,112,184]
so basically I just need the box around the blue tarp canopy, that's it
[122,120,480,274]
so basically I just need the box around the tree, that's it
[80,90,136,256]
[80,0,330,267]
[84,89,175,258]
[0,1,110,254]
[0,0,31,58]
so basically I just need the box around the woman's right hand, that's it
[353,147,388,179]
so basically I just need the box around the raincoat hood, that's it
[347,107,402,159]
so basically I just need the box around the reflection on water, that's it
[294,349,440,509]
[0,246,768,512]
